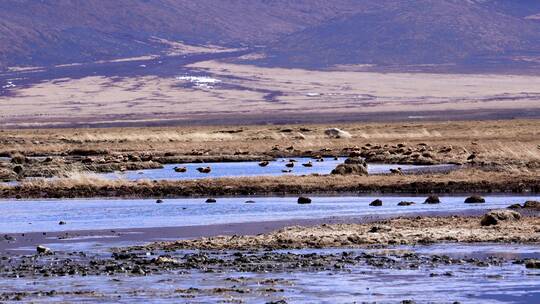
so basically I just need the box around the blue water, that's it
[2,244,539,303]
[99,157,455,181]
[0,195,536,233]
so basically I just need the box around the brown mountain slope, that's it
[0,0,359,69]
[257,0,540,69]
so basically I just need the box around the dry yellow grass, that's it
[1,60,539,127]
[138,215,540,250]
[1,119,538,165]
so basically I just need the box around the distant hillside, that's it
[0,0,358,69]
[1,0,540,71]
[259,0,540,69]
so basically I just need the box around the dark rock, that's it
[244,200,256,204]
[525,259,540,269]
[523,201,540,210]
[197,167,211,173]
[259,161,270,167]
[398,201,415,206]
[331,162,368,176]
[58,221,67,225]
[10,153,26,164]
[464,195,485,204]
[390,168,403,175]
[480,209,521,226]
[205,198,217,203]
[344,157,366,165]
[369,199,383,206]
[302,161,313,167]
[36,245,52,255]
[297,197,312,204]
[369,225,391,233]
[156,199,164,204]
[174,166,187,173]
[507,203,522,210]
[12,165,24,175]
[424,195,441,204]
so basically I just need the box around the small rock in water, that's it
[389,168,403,175]
[525,259,540,269]
[156,199,164,204]
[424,195,441,204]
[197,166,211,173]
[480,209,521,226]
[3,234,15,241]
[206,198,217,203]
[174,166,187,173]
[398,201,415,206]
[523,201,540,210]
[369,199,383,206]
[464,195,485,204]
[244,200,256,204]
[36,245,53,255]
[258,161,270,167]
[507,203,522,210]
[58,221,67,225]
[297,197,312,204]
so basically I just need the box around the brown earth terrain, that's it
[0,119,538,198]
[135,214,540,251]
[2,60,540,128]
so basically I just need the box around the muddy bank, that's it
[136,215,540,251]
[0,243,535,280]
[1,169,538,198]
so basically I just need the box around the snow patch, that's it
[177,75,221,89]
[1,81,16,89]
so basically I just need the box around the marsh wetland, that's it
[0,120,539,303]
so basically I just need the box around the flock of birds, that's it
[172,158,322,175]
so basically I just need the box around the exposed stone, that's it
[523,201,540,210]
[324,128,352,139]
[36,245,53,255]
[525,259,540,269]
[424,195,441,204]
[331,160,368,176]
[480,209,521,226]
[297,197,312,205]
[398,201,415,206]
[370,199,383,206]
[507,204,522,210]
[464,195,485,204]
[206,198,217,203]
[197,167,211,173]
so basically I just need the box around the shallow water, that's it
[99,157,455,181]
[0,195,537,234]
[1,244,539,303]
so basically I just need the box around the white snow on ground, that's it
[1,81,15,89]
[177,75,221,89]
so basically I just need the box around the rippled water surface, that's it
[99,157,455,181]
[1,244,539,303]
[0,195,537,233]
